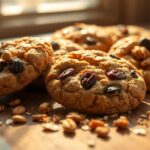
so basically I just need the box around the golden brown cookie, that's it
[45,50,146,114]
[109,36,150,90]
[0,37,53,96]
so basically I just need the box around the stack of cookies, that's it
[1,23,150,115]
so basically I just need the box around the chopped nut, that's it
[113,116,129,129]
[5,119,13,125]
[51,114,61,123]
[81,125,90,131]
[32,114,50,123]
[9,99,21,107]
[66,112,84,124]
[0,105,5,112]
[42,123,59,132]
[12,115,27,124]
[1,50,12,61]
[146,111,150,120]
[88,119,105,130]
[62,118,77,134]
[39,102,52,114]
[95,126,110,138]
[12,106,26,115]
[132,128,147,136]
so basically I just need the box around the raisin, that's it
[57,68,75,80]
[0,61,7,72]
[139,38,150,50]
[106,69,126,80]
[51,41,60,51]
[81,71,97,90]
[85,36,97,45]
[8,58,24,74]
[130,70,138,78]
[109,54,120,60]
[103,84,121,95]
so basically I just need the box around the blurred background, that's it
[0,0,150,38]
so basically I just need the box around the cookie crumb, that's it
[32,114,50,123]
[12,106,26,115]
[5,119,13,125]
[95,126,110,138]
[132,128,147,136]
[81,125,90,131]
[88,119,105,130]
[113,116,129,129]
[62,118,77,134]
[39,102,52,114]
[12,115,27,124]
[66,112,84,124]
[42,123,59,132]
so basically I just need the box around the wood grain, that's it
[0,89,150,150]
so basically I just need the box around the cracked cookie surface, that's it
[51,23,113,52]
[45,50,146,114]
[109,36,150,90]
[0,37,53,96]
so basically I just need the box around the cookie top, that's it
[50,39,83,57]
[0,37,53,96]
[105,25,150,44]
[45,50,146,114]
[109,36,150,90]
[51,23,113,52]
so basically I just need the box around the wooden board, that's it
[0,89,150,150]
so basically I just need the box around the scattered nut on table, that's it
[32,114,50,123]
[113,116,129,129]
[88,119,105,130]
[39,102,52,114]
[62,118,77,134]
[95,126,110,138]
[12,115,27,124]
[12,106,26,115]
[42,123,59,132]
[66,112,84,124]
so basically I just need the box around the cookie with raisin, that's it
[109,36,150,90]
[51,23,113,52]
[0,37,53,96]
[45,50,146,114]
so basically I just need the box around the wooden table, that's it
[0,89,149,150]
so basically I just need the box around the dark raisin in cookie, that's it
[45,50,146,114]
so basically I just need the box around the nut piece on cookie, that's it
[45,50,146,114]
[0,37,53,96]
[109,36,150,90]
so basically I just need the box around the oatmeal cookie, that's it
[51,23,113,52]
[0,37,53,96]
[50,39,83,57]
[109,36,150,90]
[105,25,150,44]
[45,50,146,114]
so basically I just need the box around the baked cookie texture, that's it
[0,37,53,96]
[50,39,83,57]
[45,50,146,114]
[51,23,113,52]
[109,36,150,90]
[105,25,150,44]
